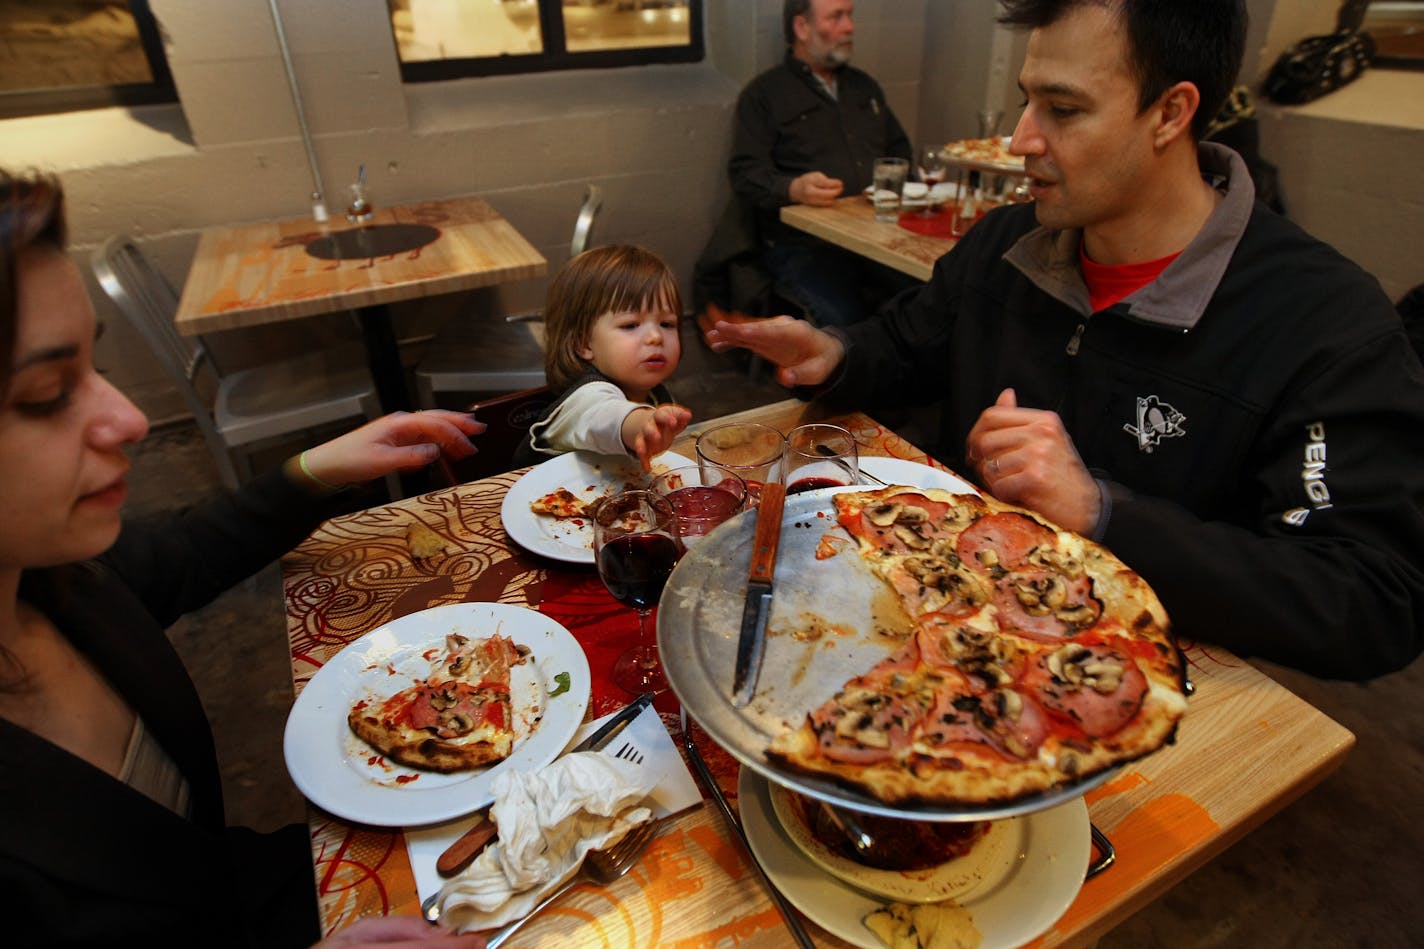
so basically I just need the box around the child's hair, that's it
[543,244,682,392]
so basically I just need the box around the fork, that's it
[613,741,645,766]
[426,819,659,938]
[814,444,888,486]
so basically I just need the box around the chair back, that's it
[443,385,553,484]
[91,237,239,486]
[570,184,603,259]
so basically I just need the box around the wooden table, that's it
[175,195,547,411]
[280,399,1354,947]
[780,198,957,282]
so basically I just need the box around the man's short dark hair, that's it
[784,0,811,47]
[998,0,1246,141]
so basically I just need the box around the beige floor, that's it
[126,320,1424,947]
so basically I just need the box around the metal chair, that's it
[91,236,398,499]
[414,184,602,407]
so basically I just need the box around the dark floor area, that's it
[126,320,1423,947]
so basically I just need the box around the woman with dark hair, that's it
[0,169,486,947]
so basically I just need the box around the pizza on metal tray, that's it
[767,486,1188,806]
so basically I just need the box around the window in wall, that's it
[388,0,702,81]
[1363,2,1424,70]
[0,0,174,118]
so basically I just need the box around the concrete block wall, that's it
[2,0,1419,423]
[0,0,924,422]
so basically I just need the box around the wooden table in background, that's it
[281,399,1354,947]
[780,198,956,282]
[175,196,547,411]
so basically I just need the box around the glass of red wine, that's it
[919,145,949,218]
[591,490,684,693]
[785,423,860,495]
[651,464,748,548]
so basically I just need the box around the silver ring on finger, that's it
[988,458,1000,476]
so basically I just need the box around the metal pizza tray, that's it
[657,489,1116,823]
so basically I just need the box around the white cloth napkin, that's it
[404,704,703,931]
[437,752,654,932]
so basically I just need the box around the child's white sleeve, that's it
[530,381,645,457]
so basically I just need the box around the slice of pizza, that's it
[348,633,526,773]
[529,487,590,519]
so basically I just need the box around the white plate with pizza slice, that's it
[501,449,694,564]
[740,770,1089,949]
[283,602,590,827]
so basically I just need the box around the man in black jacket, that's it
[721,0,915,329]
[709,0,1424,679]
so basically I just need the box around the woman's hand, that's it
[299,411,485,488]
[313,915,485,948]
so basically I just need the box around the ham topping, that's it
[957,512,1057,574]
[1024,642,1148,737]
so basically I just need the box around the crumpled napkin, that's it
[437,751,657,933]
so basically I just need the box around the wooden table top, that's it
[780,198,957,282]
[281,399,1354,947]
[174,196,547,336]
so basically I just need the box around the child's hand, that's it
[625,404,693,471]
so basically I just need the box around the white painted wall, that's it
[1,0,1419,423]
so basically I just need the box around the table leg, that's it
[358,304,436,498]
[357,303,412,413]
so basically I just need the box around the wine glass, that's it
[592,489,684,693]
[919,145,949,217]
[785,423,860,494]
[651,464,748,549]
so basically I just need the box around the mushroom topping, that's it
[1047,643,1126,694]
[429,686,458,711]
[905,555,955,589]
[1011,573,1069,615]
[1046,642,1092,681]
[975,548,1001,569]
[897,505,930,525]
[994,688,1023,722]
[866,502,902,527]
[438,710,475,736]
[1027,546,1085,579]
[894,524,932,550]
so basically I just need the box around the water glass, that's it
[871,157,910,223]
[651,464,747,547]
[785,423,860,495]
[695,422,785,506]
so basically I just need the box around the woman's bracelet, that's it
[293,449,346,494]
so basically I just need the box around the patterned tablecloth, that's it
[282,402,1353,948]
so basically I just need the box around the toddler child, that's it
[516,244,692,470]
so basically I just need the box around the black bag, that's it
[1264,0,1375,104]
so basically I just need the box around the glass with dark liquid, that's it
[785,423,860,494]
[592,490,683,693]
[652,464,748,547]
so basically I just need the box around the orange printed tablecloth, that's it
[281,401,1354,947]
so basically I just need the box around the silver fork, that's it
[613,741,645,766]
[427,819,659,939]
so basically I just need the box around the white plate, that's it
[501,450,694,564]
[283,603,590,827]
[740,771,1089,949]
[853,456,979,495]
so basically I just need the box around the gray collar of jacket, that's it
[1004,142,1256,330]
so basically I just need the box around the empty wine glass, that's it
[919,145,949,217]
[592,490,684,693]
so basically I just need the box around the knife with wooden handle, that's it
[434,692,655,877]
[732,481,786,707]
